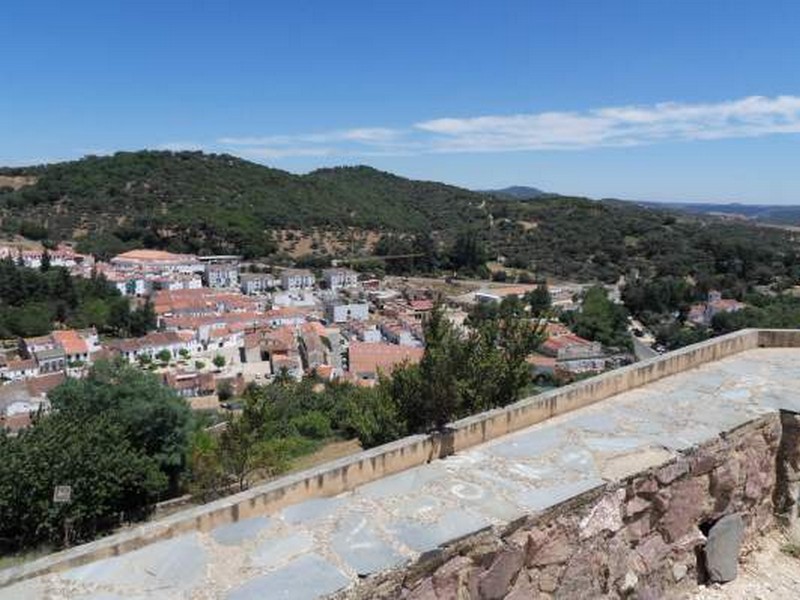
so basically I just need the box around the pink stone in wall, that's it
[528,530,574,567]
[477,547,524,600]
[658,476,710,542]
[656,460,690,486]
[580,489,625,539]
[635,533,670,571]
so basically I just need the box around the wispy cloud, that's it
[214,95,800,159]
[157,141,205,152]
[415,95,800,152]
[218,127,403,147]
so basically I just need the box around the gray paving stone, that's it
[514,478,604,512]
[331,513,406,575]
[61,533,206,593]
[387,509,490,553]
[8,348,800,599]
[0,579,43,600]
[226,554,349,600]
[212,515,273,546]
[487,426,564,459]
[248,531,314,569]
[280,496,344,525]
[355,463,446,499]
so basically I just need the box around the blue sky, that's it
[2,1,800,203]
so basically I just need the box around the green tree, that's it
[0,411,167,551]
[186,430,226,502]
[39,249,51,272]
[213,354,226,369]
[526,282,551,316]
[569,286,631,350]
[47,360,193,492]
[449,228,488,274]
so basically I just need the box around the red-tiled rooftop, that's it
[52,330,88,356]
[348,342,423,376]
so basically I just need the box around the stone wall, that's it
[4,329,799,588]
[340,414,784,599]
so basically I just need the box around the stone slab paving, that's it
[2,348,800,599]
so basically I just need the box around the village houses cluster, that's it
[1,245,616,432]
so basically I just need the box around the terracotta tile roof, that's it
[52,330,88,356]
[107,331,185,353]
[409,299,434,311]
[6,358,36,371]
[0,412,32,432]
[26,372,66,397]
[113,249,197,263]
[348,342,423,377]
[542,333,592,354]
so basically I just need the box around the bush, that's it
[491,270,508,282]
[290,411,332,439]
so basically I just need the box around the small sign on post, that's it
[53,485,72,504]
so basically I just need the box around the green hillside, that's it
[0,151,486,258]
[1,151,798,292]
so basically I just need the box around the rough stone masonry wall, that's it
[338,414,785,600]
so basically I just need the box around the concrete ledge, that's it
[2,328,798,588]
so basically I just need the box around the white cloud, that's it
[215,95,800,159]
[415,95,800,152]
[157,141,204,151]
[218,127,402,147]
[234,146,337,159]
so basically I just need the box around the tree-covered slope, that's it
[1,151,798,290]
[0,151,487,257]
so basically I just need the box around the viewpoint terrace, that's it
[2,329,800,599]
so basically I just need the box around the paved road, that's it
[632,335,659,361]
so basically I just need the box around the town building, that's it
[204,261,240,289]
[107,331,191,363]
[280,268,315,291]
[240,272,277,295]
[347,341,423,384]
[325,301,369,324]
[688,290,747,327]
[322,268,359,290]
[110,249,204,275]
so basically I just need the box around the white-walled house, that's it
[322,268,359,290]
[280,269,315,291]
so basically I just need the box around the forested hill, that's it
[0,151,487,258]
[1,151,799,289]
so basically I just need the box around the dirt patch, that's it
[518,220,539,231]
[290,438,363,472]
[0,175,37,190]
[276,228,382,258]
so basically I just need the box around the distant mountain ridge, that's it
[636,201,800,226]
[483,185,549,200]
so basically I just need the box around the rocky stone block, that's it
[432,556,477,600]
[655,460,689,486]
[477,547,524,600]
[704,513,744,583]
[636,533,670,571]
[658,476,709,542]
[580,489,624,539]
[527,530,573,567]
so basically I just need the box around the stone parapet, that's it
[339,414,784,599]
